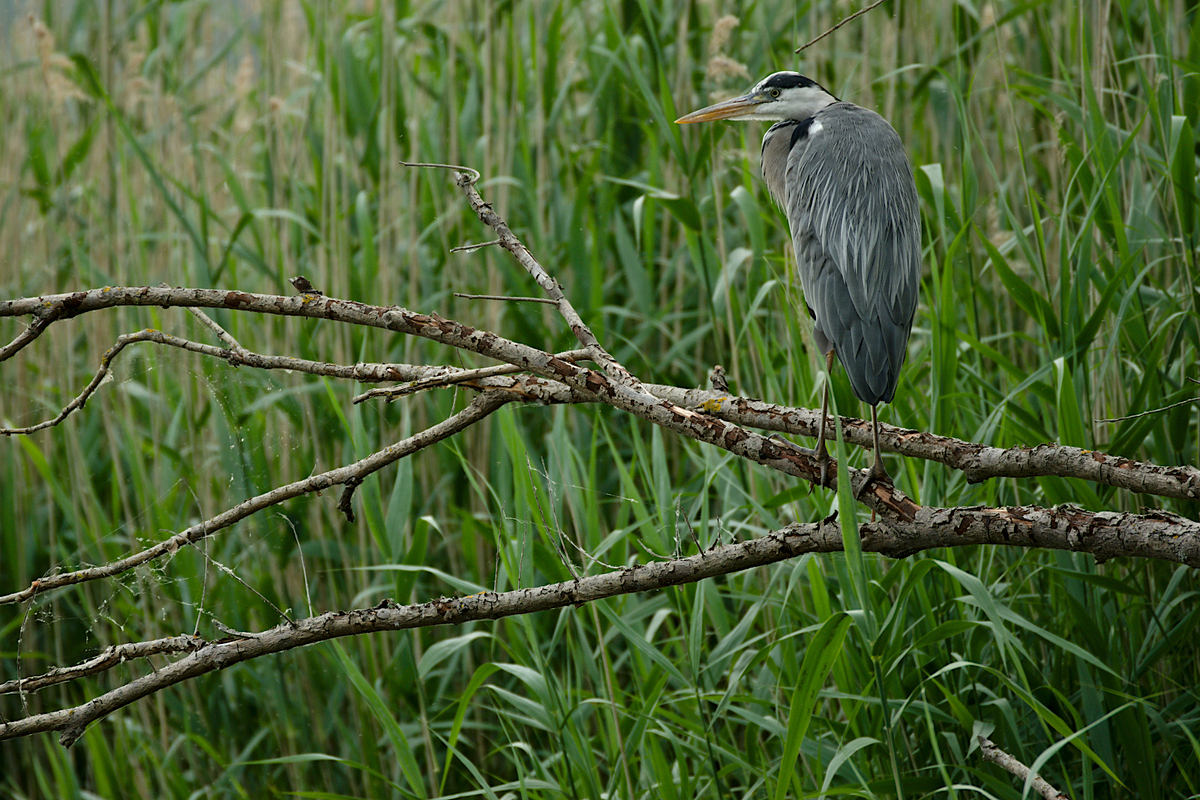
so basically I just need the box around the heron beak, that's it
[674,93,764,124]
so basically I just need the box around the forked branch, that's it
[4,501,1197,747]
[0,391,514,605]
[3,167,1199,750]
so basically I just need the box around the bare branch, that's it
[0,392,513,605]
[0,519,839,746]
[1,288,843,495]
[451,171,648,393]
[400,160,481,185]
[354,348,591,403]
[4,287,847,489]
[5,288,1196,502]
[671,389,1200,501]
[449,241,502,254]
[978,736,1069,800]
[0,635,205,695]
[0,327,496,434]
[5,500,1197,746]
[437,374,1200,502]
[453,292,557,304]
[866,504,1200,566]
[169,283,245,351]
[0,314,52,361]
[1097,394,1198,423]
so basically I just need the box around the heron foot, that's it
[854,459,893,499]
[768,434,833,489]
[806,438,832,489]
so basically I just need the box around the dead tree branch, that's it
[978,736,1070,800]
[0,286,843,492]
[4,310,1196,503]
[0,391,513,605]
[0,519,837,746]
[4,499,1197,746]
[450,170,647,393]
[0,635,206,695]
[354,348,592,403]
[3,168,1199,751]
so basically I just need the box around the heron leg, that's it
[854,404,893,498]
[778,351,835,488]
[812,350,834,488]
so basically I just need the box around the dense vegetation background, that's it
[2,0,1199,797]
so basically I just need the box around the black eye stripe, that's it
[758,72,822,92]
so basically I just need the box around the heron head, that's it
[675,72,838,124]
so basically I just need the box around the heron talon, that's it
[817,452,831,490]
[854,460,893,499]
[767,432,805,452]
[809,439,832,490]
[767,434,835,489]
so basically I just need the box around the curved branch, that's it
[0,635,205,695]
[0,392,513,605]
[0,286,841,491]
[0,325,530,435]
[5,290,1196,501]
[4,498,1197,746]
[451,171,647,393]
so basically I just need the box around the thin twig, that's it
[183,541,294,625]
[451,171,649,393]
[354,348,591,403]
[795,0,888,54]
[0,328,467,435]
[400,160,481,185]
[1099,391,1199,422]
[1,329,156,435]
[0,315,52,362]
[450,240,502,254]
[454,292,558,304]
[527,455,581,579]
[1099,395,1195,422]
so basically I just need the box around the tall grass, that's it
[2,0,1198,797]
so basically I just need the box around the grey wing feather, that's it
[781,103,921,406]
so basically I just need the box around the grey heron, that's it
[676,71,920,489]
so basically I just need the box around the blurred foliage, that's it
[1,0,1199,797]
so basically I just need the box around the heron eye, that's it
[769,88,781,98]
